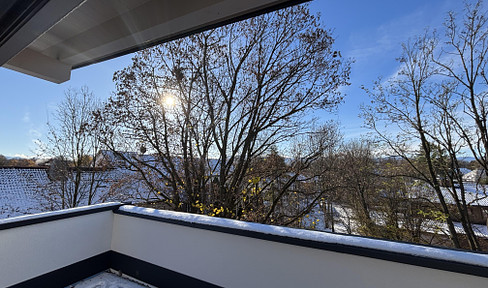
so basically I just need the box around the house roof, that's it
[463,169,486,183]
[0,167,49,218]
[0,0,307,83]
[0,166,141,218]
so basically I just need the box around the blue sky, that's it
[0,0,472,158]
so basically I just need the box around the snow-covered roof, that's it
[441,184,488,207]
[0,166,143,219]
[462,169,486,183]
[459,167,471,175]
[410,181,488,207]
[0,167,49,218]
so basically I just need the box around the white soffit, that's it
[0,0,306,83]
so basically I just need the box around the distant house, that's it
[95,150,137,168]
[440,185,488,225]
[459,167,472,176]
[94,150,159,169]
[463,169,487,183]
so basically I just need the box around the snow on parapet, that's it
[119,205,488,268]
[0,202,122,226]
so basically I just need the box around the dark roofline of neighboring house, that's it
[0,166,48,170]
[0,166,111,172]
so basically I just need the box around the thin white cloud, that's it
[349,12,425,62]
[29,129,42,138]
[22,112,30,123]
[12,154,30,159]
[348,1,459,67]
[382,24,469,87]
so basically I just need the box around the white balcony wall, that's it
[112,215,486,288]
[1,204,487,287]
[0,209,114,287]
[111,211,487,288]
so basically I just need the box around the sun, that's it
[161,94,177,109]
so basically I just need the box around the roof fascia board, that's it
[4,47,71,83]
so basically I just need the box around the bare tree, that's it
[362,2,488,249]
[433,1,488,173]
[39,86,106,209]
[335,141,378,235]
[361,32,468,248]
[94,4,351,221]
[256,122,343,227]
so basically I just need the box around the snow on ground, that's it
[120,205,488,267]
[320,203,488,238]
[68,271,154,288]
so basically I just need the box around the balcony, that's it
[1,203,487,288]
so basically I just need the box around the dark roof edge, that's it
[0,0,50,48]
[73,0,310,69]
[0,166,49,170]
[114,208,488,279]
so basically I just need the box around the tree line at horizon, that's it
[0,155,37,167]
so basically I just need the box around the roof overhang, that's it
[0,0,307,83]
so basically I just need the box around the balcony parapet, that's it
[1,204,488,287]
